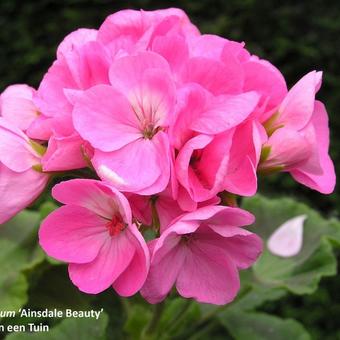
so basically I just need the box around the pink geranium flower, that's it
[141,206,262,305]
[260,71,336,194]
[73,52,175,194]
[39,179,150,295]
[0,118,49,223]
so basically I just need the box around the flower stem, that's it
[142,302,165,339]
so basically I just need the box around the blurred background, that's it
[0,0,339,338]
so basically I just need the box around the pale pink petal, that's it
[39,205,108,264]
[1,84,39,131]
[263,127,312,170]
[0,118,39,172]
[277,71,322,130]
[0,164,48,224]
[268,215,306,257]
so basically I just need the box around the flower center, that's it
[106,215,126,237]
[190,149,203,168]
[181,233,194,244]
[142,122,162,139]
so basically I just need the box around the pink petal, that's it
[52,179,132,222]
[291,101,336,194]
[176,133,232,202]
[170,84,207,149]
[98,9,148,45]
[63,41,111,89]
[42,134,87,171]
[243,58,287,119]
[180,57,242,95]
[35,58,76,119]
[0,118,39,172]
[39,205,108,264]
[181,206,254,227]
[1,84,38,131]
[112,224,150,296]
[109,51,171,94]
[176,241,240,305]
[268,215,306,257]
[277,71,322,130]
[0,164,48,224]
[152,34,189,73]
[263,127,312,170]
[26,114,54,140]
[57,28,98,58]
[69,231,136,294]
[190,91,259,134]
[72,85,141,152]
[141,233,186,303]
[93,132,170,195]
[223,121,262,196]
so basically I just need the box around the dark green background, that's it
[0,1,339,338]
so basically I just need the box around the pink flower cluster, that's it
[0,8,335,305]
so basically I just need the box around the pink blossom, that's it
[39,179,150,295]
[73,52,175,194]
[0,118,49,223]
[0,84,39,131]
[141,206,262,304]
[97,8,199,54]
[260,71,335,194]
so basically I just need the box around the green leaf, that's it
[27,265,92,310]
[0,272,28,311]
[242,195,339,294]
[39,201,58,220]
[124,304,152,339]
[0,210,44,311]
[5,312,109,340]
[219,310,311,340]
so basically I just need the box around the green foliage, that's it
[0,211,44,312]
[6,312,108,340]
[219,311,311,340]
[243,195,339,295]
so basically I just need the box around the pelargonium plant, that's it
[0,7,336,332]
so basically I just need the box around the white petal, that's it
[267,215,307,257]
